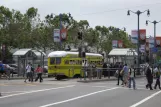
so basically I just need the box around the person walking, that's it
[146,65,153,90]
[128,65,136,90]
[154,66,161,90]
[35,65,43,82]
[122,64,128,87]
[24,62,32,83]
[117,63,123,85]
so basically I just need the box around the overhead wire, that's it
[77,2,161,16]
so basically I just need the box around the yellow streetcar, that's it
[48,51,103,80]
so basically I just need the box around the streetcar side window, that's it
[56,58,61,64]
[50,58,55,65]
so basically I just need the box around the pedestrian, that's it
[24,62,32,83]
[29,64,34,82]
[103,62,107,77]
[35,65,43,82]
[128,65,136,90]
[0,61,4,78]
[146,65,153,90]
[154,66,161,90]
[117,63,123,85]
[122,64,129,87]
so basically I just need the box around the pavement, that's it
[0,77,161,107]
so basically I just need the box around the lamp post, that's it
[146,20,161,65]
[127,9,150,70]
[146,20,161,47]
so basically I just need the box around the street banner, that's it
[112,40,118,49]
[156,37,161,47]
[146,38,149,51]
[60,28,67,41]
[131,30,138,44]
[140,44,145,53]
[140,29,146,41]
[53,29,60,42]
[118,40,123,48]
[149,37,154,48]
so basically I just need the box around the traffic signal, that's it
[82,52,86,58]
[78,32,82,40]
[78,47,82,57]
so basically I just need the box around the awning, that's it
[13,48,32,56]
[13,49,46,57]
[108,48,138,56]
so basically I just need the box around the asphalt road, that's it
[0,78,161,107]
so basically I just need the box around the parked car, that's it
[4,64,18,74]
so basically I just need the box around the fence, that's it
[79,67,145,81]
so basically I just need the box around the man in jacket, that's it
[146,65,153,90]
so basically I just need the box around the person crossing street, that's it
[35,65,43,82]
[128,65,136,90]
[154,66,161,90]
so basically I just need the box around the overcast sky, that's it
[1,0,161,37]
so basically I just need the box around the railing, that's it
[79,67,145,81]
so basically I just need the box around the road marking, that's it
[0,85,75,99]
[1,91,27,94]
[39,87,118,107]
[0,84,8,86]
[25,83,37,86]
[130,90,161,107]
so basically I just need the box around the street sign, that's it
[151,47,158,53]
[53,29,60,42]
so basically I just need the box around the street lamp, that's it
[146,20,161,47]
[127,9,150,70]
[146,20,161,65]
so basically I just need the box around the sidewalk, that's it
[77,75,145,83]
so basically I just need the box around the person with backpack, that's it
[122,64,129,87]
[117,63,123,85]
[128,65,136,90]
[35,65,43,82]
[154,66,161,90]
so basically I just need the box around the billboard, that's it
[112,40,118,49]
[53,29,60,42]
